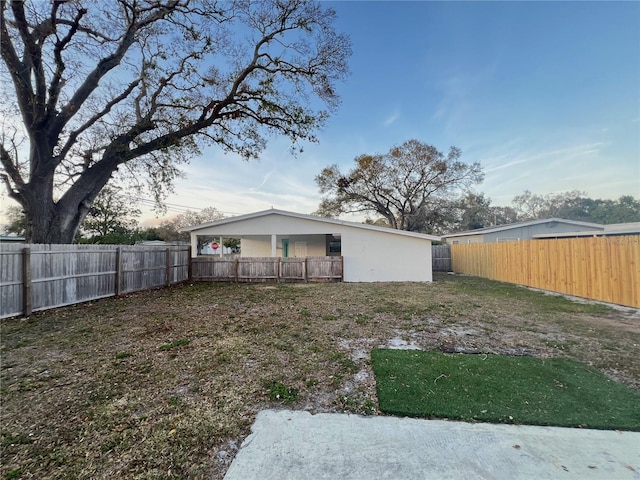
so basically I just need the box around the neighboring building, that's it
[0,235,25,243]
[180,209,439,282]
[533,222,640,239]
[441,218,604,244]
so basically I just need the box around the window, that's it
[326,234,341,255]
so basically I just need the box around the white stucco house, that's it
[180,209,440,282]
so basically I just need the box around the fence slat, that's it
[451,236,639,308]
[22,247,32,316]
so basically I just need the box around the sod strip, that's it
[371,349,640,431]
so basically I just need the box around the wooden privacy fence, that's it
[451,235,639,308]
[432,245,451,272]
[0,244,190,319]
[191,256,343,283]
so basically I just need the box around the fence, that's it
[431,245,451,272]
[191,256,343,283]
[450,235,639,308]
[0,244,190,319]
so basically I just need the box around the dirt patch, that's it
[1,273,638,479]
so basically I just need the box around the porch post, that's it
[271,234,277,257]
[190,232,198,258]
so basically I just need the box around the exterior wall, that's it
[241,236,272,257]
[447,221,603,244]
[483,223,602,243]
[341,227,432,282]
[447,234,484,245]
[240,234,327,257]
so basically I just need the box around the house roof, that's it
[180,208,441,241]
[441,218,604,239]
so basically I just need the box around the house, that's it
[441,218,604,244]
[180,209,439,282]
[0,235,25,243]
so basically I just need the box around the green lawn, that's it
[372,349,640,431]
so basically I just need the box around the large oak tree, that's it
[1,0,350,243]
[315,139,483,232]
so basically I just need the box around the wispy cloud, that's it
[383,110,400,126]
[249,169,276,192]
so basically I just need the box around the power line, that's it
[117,194,245,217]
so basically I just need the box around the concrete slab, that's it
[224,410,640,480]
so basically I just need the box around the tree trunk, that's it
[22,153,117,244]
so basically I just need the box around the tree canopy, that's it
[81,186,141,238]
[511,191,640,225]
[155,206,226,252]
[1,0,350,243]
[315,139,484,232]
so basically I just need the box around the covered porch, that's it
[190,255,343,283]
[190,232,341,259]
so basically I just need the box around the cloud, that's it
[383,110,400,126]
[249,169,276,192]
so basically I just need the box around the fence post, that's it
[340,256,344,281]
[22,247,32,316]
[165,248,172,286]
[276,257,281,283]
[115,247,122,295]
[234,258,239,283]
[303,257,308,283]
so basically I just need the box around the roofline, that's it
[534,229,640,239]
[180,208,441,241]
[441,218,604,238]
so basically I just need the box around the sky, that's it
[2,1,639,226]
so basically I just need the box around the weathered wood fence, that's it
[0,245,344,318]
[431,245,451,272]
[191,256,343,283]
[451,235,639,308]
[0,244,190,319]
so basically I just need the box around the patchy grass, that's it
[264,380,300,404]
[371,349,640,430]
[1,274,638,479]
[159,339,190,351]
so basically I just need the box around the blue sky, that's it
[144,0,639,223]
[2,1,638,225]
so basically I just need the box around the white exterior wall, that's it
[241,236,272,256]
[341,227,432,282]
[240,234,326,257]
[282,235,326,257]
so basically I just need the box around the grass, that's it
[371,349,640,431]
[1,273,638,479]
[264,380,300,404]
